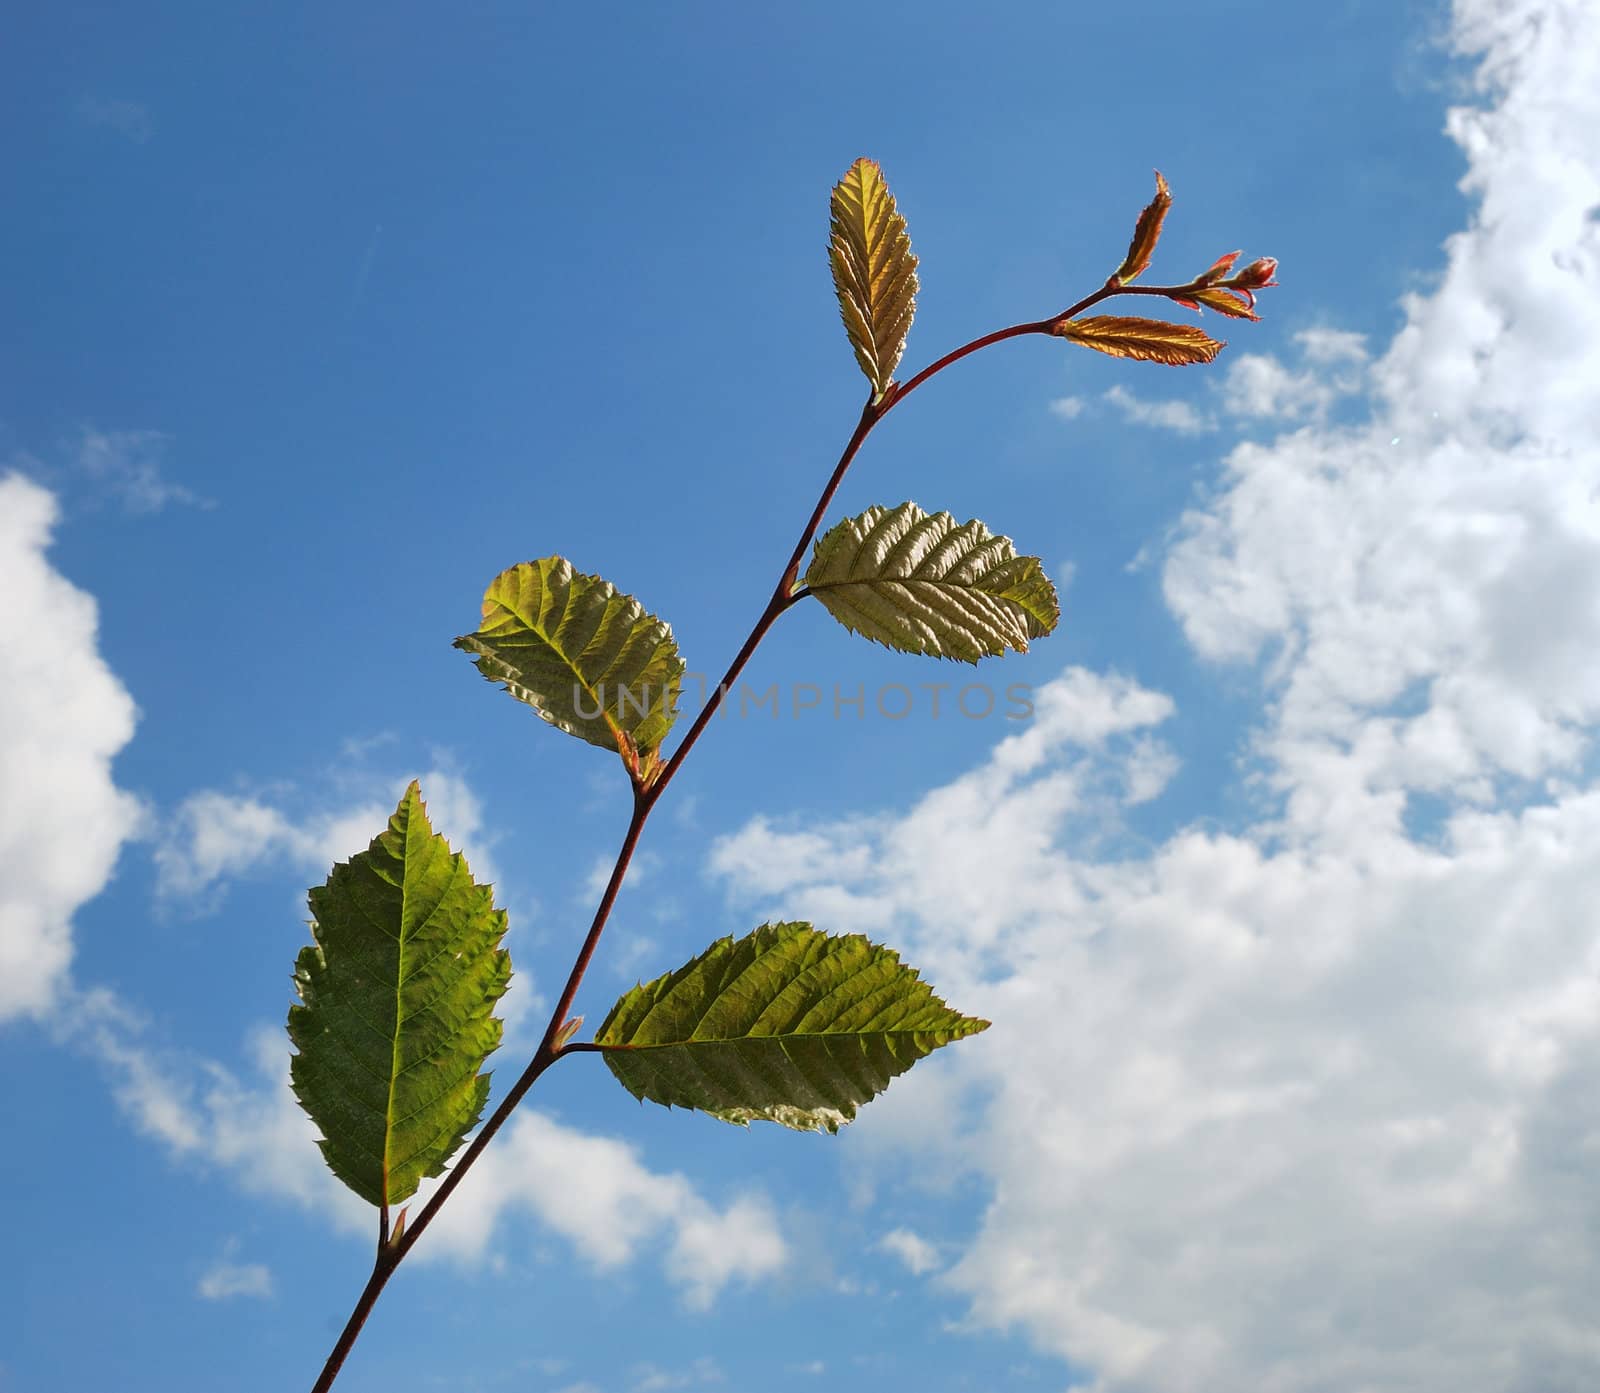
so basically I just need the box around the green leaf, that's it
[829,158,919,402]
[455,558,685,762]
[594,922,989,1134]
[802,501,1060,662]
[287,781,511,1209]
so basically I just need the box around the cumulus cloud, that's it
[197,1253,273,1301]
[1217,328,1369,424]
[707,3,1600,1388]
[76,1015,369,1232]
[85,1014,785,1311]
[712,664,1600,1391]
[154,769,499,907]
[1165,2,1600,821]
[1102,384,1214,435]
[2,463,776,1331]
[426,1112,787,1308]
[1068,330,1370,439]
[152,766,549,1041]
[0,473,144,1022]
[878,1227,941,1276]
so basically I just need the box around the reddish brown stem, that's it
[883,320,1053,411]
[309,291,1131,1391]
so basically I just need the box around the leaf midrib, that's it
[385,803,450,1207]
[488,591,626,750]
[601,1024,977,1049]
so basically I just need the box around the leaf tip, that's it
[829,155,918,399]
[841,154,880,182]
[1115,170,1175,284]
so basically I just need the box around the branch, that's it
[306,299,1118,1392]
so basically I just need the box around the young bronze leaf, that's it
[802,501,1059,662]
[1191,286,1260,320]
[829,158,919,402]
[1114,170,1172,283]
[593,922,989,1133]
[1197,250,1242,285]
[287,782,511,1209]
[455,558,685,759]
[1053,315,1224,365]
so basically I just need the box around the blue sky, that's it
[5,2,1600,1390]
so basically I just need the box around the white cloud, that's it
[1049,395,1088,420]
[710,664,1600,1390]
[76,990,207,1153]
[581,848,661,903]
[1085,329,1370,437]
[155,768,499,907]
[0,473,144,1022]
[84,1015,785,1312]
[1102,384,1214,435]
[661,1194,787,1309]
[154,767,544,1042]
[878,1227,941,1276]
[5,426,207,515]
[1164,7,1600,822]
[74,427,208,513]
[1217,328,1369,423]
[425,1111,787,1309]
[629,1356,724,1391]
[77,1018,371,1234]
[1295,327,1369,367]
[152,793,301,901]
[197,1259,273,1301]
[703,3,1600,1387]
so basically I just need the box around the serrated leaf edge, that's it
[455,558,686,757]
[829,158,920,401]
[803,501,1060,663]
[594,922,989,1134]
[1052,314,1225,365]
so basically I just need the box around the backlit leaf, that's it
[455,558,684,761]
[1053,315,1224,365]
[1191,286,1259,320]
[1197,249,1242,285]
[1115,170,1172,283]
[802,501,1059,662]
[288,782,511,1209]
[829,158,919,401]
[594,922,989,1133]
